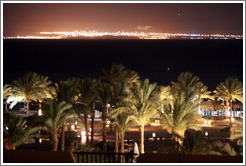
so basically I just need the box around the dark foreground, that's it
[4,150,243,163]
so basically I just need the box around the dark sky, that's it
[3,3,243,36]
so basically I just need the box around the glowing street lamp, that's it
[81,131,86,137]
[106,120,110,127]
[38,109,42,116]
[227,110,231,117]
[71,124,75,130]
[81,131,86,145]
[106,104,110,113]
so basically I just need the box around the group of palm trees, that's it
[3,64,243,157]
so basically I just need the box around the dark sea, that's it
[3,39,243,90]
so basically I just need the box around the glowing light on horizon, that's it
[3,30,243,40]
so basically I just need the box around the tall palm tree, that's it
[75,78,97,144]
[40,99,77,151]
[110,111,134,162]
[94,82,111,152]
[196,83,213,114]
[159,88,202,145]
[102,63,140,85]
[3,84,13,99]
[214,78,243,125]
[171,72,211,116]
[102,64,127,85]
[108,81,128,153]
[171,72,202,93]
[125,70,140,84]
[3,112,40,150]
[54,79,80,104]
[6,72,53,117]
[54,79,80,151]
[122,79,161,154]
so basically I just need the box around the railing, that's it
[73,151,137,163]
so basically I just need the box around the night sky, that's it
[3,3,243,36]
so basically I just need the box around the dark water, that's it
[3,39,243,90]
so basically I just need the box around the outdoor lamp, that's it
[71,124,75,130]
[38,109,42,116]
[81,131,86,136]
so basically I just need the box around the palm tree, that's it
[54,79,80,151]
[122,79,161,154]
[54,79,80,104]
[6,72,53,117]
[94,82,111,152]
[171,72,202,93]
[3,84,13,99]
[182,130,208,155]
[102,64,127,85]
[159,88,202,145]
[3,84,13,112]
[171,72,212,115]
[102,64,140,85]
[75,78,97,144]
[196,83,213,115]
[108,81,128,154]
[125,70,140,84]
[214,78,243,125]
[40,99,77,151]
[110,111,134,162]
[3,112,40,150]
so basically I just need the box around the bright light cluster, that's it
[3,30,243,39]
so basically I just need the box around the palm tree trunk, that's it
[91,101,95,144]
[51,131,58,151]
[84,114,89,144]
[115,127,119,153]
[5,102,8,112]
[102,107,107,152]
[120,132,125,163]
[229,99,233,126]
[226,99,229,119]
[26,98,30,117]
[61,125,65,151]
[139,125,145,154]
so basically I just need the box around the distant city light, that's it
[3,30,243,40]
